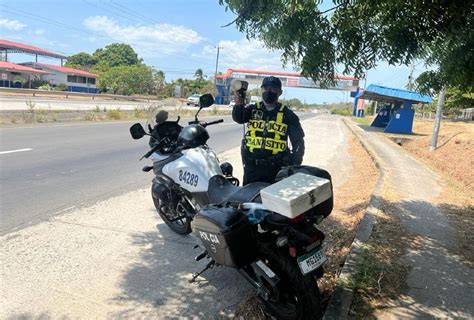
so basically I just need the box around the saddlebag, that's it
[274,165,333,218]
[192,204,257,268]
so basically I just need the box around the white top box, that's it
[260,173,332,219]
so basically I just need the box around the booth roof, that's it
[357,84,432,104]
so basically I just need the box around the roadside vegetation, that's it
[0,98,231,125]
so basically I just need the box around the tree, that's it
[65,52,97,69]
[219,0,473,92]
[93,43,140,70]
[194,68,204,82]
[97,64,155,95]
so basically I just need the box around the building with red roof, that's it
[1,39,98,93]
[21,62,98,93]
[0,61,51,88]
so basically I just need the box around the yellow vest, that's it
[245,103,288,155]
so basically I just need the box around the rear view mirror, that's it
[199,94,214,108]
[130,123,146,139]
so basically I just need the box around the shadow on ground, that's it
[111,210,252,318]
[349,196,473,319]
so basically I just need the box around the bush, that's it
[134,106,147,118]
[54,83,69,91]
[106,109,122,120]
[330,108,352,116]
[25,79,49,89]
[38,84,52,91]
[84,112,97,121]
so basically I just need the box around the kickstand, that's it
[188,260,216,283]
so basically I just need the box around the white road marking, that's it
[0,148,33,155]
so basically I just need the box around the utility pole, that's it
[408,63,414,90]
[363,70,368,89]
[213,42,222,97]
[430,86,446,152]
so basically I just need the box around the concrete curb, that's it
[323,117,387,319]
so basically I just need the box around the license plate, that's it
[297,247,326,275]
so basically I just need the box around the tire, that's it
[258,244,322,320]
[152,193,192,235]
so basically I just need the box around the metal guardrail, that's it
[0,87,162,102]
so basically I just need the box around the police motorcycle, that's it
[129,94,334,319]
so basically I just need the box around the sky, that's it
[0,0,431,103]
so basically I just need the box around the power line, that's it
[1,5,214,65]
[104,0,217,47]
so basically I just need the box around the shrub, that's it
[84,112,97,121]
[106,109,122,120]
[330,108,352,116]
[54,83,69,91]
[38,84,52,91]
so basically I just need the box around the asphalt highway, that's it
[0,113,316,234]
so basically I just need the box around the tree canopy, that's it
[219,0,473,92]
[64,52,97,70]
[93,43,141,70]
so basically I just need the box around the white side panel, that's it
[162,147,222,192]
[150,152,170,162]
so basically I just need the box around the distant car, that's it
[187,94,201,106]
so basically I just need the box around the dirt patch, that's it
[403,120,474,192]
[233,133,379,319]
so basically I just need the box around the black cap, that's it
[261,76,282,89]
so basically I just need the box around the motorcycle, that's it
[130,94,334,319]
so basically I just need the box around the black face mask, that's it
[262,91,278,104]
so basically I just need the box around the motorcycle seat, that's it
[207,175,269,204]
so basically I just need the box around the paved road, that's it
[1,115,351,319]
[0,113,315,235]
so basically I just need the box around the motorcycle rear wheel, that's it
[152,195,192,235]
[258,244,322,320]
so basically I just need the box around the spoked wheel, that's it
[152,194,192,235]
[258,244,322,320]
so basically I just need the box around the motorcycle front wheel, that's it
[258,244,322,320]
[152,193,192,235]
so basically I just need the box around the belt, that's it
[245,156,289,167]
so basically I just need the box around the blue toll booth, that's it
[356,85,432,134]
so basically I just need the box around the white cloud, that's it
[0,19,27,31]
[201,39,295,72]
[83,16,203,57]
[32,29,46,36]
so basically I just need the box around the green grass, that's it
[352,116,372,126]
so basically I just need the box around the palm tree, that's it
[194,68,204,82]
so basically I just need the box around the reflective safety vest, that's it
[245,103,288,155]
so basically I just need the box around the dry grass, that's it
[405,120,474,192]
[348,194,413,319]
[318,135,379,305]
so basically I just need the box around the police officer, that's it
[232,76,305,185]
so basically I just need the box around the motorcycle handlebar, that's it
[206,119,224,126]
[188,119,224,127]
[140,136,170,160]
